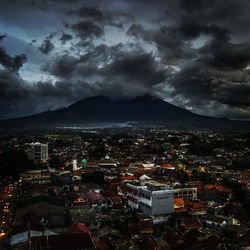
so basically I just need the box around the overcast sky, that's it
[1,0,250,120]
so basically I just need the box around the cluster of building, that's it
[1,129,250,249]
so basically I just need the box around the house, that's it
[173,186,197,201]
[205,215,232,228]
[186,201,207,216]
[85,190,103,205]
[30,232,96,250]
[222,225,250,239]
[180,217,202,231]
[72,171,81,181]
[174,198,188,214]
[66,223,91,234]
[69,207,100,230]
[106,196,123,209]
[96,226,122,246]
[9,222,57,248]
[98,155,117,169]
[20,169,50,184]
[14,195,66,228]
[162,226,180,247]
[138,219,153,234]
[128,223,140,239]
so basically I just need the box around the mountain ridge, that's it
[0,95,248,130]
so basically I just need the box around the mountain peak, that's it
[1,93,246,130]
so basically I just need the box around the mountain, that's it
[0,95,249,130]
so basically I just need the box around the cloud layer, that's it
[0,0,250,119]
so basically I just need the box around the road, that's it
[0,181,16,245]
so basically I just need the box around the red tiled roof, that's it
[121,175,137,181]
[181,217,202,230]
[66,223,91,234]
[189,181,202,186]
[72,171,81,176]
[205,184,232,193]
[174,198,185,206]
[128,223,140,235]
[205,184,215,190]
[185,201,206,210]
[108,183,119,190]
[175,207,188,213]
[73,197,87,204]
[139,219,153,234]
[162,163,175,169]
[87,161,98,166]
[241,169,250,177]
[167,150,176,155]
[163,226,180,245]
[95,239,110,250]
[215,185,232,193]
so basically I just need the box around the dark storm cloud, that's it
[179,0,244,18]
[0,71,92,119]
[200,40,250,70]
[39,39,55,55]
[214,82,250,107]
[74,6,106,20]
[59,33,73,44]
[45,54,77,79]
[71,6,125,28]
[70,21,104,39]
[0,70,28,100]
[0,69,30,119]
[125,0,250,118]
[127,19,230,64]
[104,52,166,86]
[162,61,250,119]
[42,43,168,101]
[0,34,6,41]
[0,47,27,72]
[48,44,165,85]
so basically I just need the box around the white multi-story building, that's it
[174,187,197,201]
[127,181,174,223]
[27,142,48,162]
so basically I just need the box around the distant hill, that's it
[0,95,249,130]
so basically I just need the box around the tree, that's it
[0,148,37,178]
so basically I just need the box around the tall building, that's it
[27,142,48,162]
[127,181,174,223]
